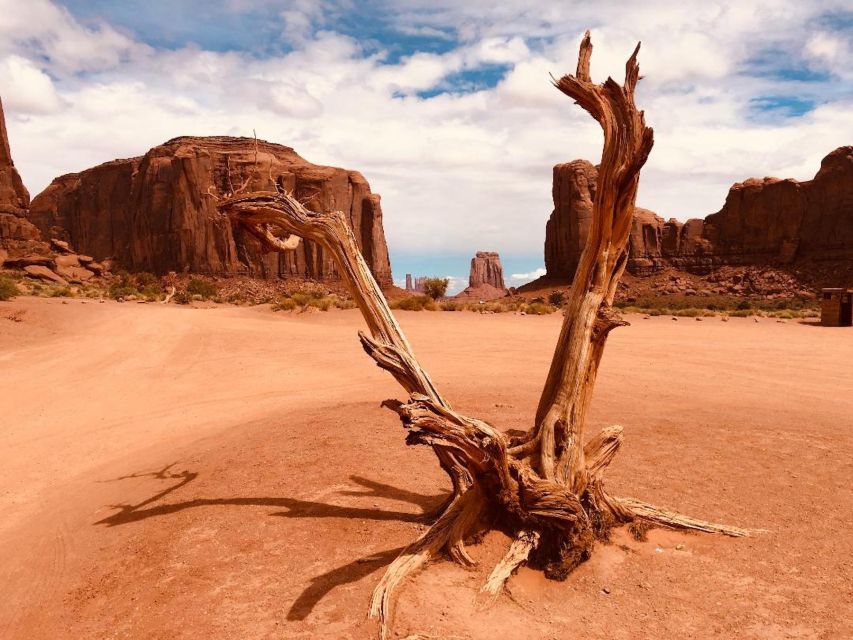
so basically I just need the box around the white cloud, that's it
[0,56,62,114]
[509,268,547,284]
[1,0,852,265]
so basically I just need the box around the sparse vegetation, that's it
[422,277,449,300]
[390,295,437,311]
[186,277,217,300]
[548,291,566,306]
[613,293,818,318]
[0,275,19,301]
[272,290,356,312]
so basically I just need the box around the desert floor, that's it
[0,297,851,640]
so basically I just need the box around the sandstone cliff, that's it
[28,136,393,286]
[0,97,53,263]
[540,147,853,281]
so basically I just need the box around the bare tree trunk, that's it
[218,31,755,640]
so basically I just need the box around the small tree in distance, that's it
[422,277,449,300]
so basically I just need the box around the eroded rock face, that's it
[0,97,54,262]
[0,97,29,216]
[469,251,505,289]
[28,136,393,286]
[543,147,853,280]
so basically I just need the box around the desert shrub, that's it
[392,295,436,311]
[173,291,191,305]
[109,284,137,300]
[523,302,556,315]
[289,291,311,306]
[273,297,298,311]
[307,297,332,311]
[186,278,217,300]
[422,277,449,300]
[49,285,75,298]
[140,284,162,301]
[134,272,159,289]
[548,291,566,306]
[332,297,357,309]
[0,276,19,300]
[729,308,752,317]
[736,299,752,310]
[440,301,461,311]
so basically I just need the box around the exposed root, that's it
[615,497,756,537]
[369,487,480,640]
[481,530,540,599]
[446,484,485,567]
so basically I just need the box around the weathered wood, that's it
[533,32,653,493]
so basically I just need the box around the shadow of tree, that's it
[287,546,405,621]
[94,464,447,619]
[96,466,448,527]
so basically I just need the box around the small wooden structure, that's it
[821,288,853,326]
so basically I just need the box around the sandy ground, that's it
[0,297,851,640]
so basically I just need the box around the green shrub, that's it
[523,302,556,315]
[392,295,436,311]
[308,297,332,311]
[0,276,19,300]
[186,278,217,299]
[422,277,449,300]
[49,285,75,298]
[273,297,298,311]
[134,272,159,289]
[548,291,566,306]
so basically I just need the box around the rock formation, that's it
[28,136,393,286]
[468,251,505,289]
[456,251,507,301]
[539,147,853,282]
[0,97,49,261]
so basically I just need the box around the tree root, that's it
[614,497,756,537]
[480,530,540,598]
[369,486,483,640]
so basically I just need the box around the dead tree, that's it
[218,32,753,639]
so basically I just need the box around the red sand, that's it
[1,298,851,639]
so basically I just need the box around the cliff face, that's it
[28,136,393,286]
[0,97,51,261]
[543,147,853,280]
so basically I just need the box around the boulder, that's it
[28,136,393,287]
[23,265,67,285]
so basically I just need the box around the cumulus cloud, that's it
[509,268,547,285]
[1,0,852,266]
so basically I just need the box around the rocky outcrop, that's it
[468,251,505,289]
[541,147,853,281]
[0,97,29,216]
[456,251,508,301]
[28,136,393,286]
[0,96,50,261]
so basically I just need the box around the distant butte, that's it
[531,147,853,287]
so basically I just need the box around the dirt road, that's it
[1,298,851,639]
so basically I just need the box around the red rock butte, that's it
[26,136,393,286]
[456,251,507,301]
[537,148,853,285]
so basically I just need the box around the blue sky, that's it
[1,1,852,292]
